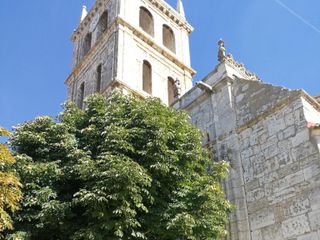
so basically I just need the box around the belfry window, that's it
[96,64,102,92]
[168,77,176,105]
[139,7,154,37]
[97,11,108,39]
[163,25,176,53]
[78,82,85,108]
[83,32,92,57]
[143,60,152,94]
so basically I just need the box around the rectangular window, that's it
[97,65,102,92]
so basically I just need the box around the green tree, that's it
[8,93,231,239]
[0,127,22,234]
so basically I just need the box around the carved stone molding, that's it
[224,54,261,82]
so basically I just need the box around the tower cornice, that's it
[71,0,193,42]
[146,0,192,31]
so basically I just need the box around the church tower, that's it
[65,0,195,107]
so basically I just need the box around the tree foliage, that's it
[8,93,231,239]
[0,127,22,234]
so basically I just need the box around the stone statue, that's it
[174,78,182,98]
[218,39,226,62]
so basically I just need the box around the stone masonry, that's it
[66,0,320,239]
[174,44,320,239]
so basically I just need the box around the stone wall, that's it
[69,34,117,102]
[176,70,320,240]
[237,96,320,240]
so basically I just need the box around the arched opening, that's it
[139,7,154,37]
[97,11,108,39]
[143,60,152,94]
[163,25,176,53]
[78,82,85,108]
[96,64,102,92]
[168,77,176,105]
[83,33,92,57]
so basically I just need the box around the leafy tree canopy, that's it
[0,127,22,235]
[7,93,231,240]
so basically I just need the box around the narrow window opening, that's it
[168,77,176,105]
[97,11,108,39]
[139,7,154,37]
[78,82,85,108]
[83,33,92,57]
[96,65,102,92]
[143,60,152,94]
[163,25,176,53]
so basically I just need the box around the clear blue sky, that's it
[1,0,320,130]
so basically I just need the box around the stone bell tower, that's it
[65,0,195,107]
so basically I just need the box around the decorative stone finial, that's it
[177,0,186,19]
[80,5,88,23]
[218,39,226,62]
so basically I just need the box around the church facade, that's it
[65,0,320,239]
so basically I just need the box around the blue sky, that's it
[1,0,320,130]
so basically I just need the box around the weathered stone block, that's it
[250,208,275,230]
[277,162,300,179]
[276,152,293,168]
[261,224,284,240]
[251,229,263,240]
[303,163,320,182]
[284,196,310,218]
[245,179,260,191]
[247,188,265,203]
[284,125,296,139]
[285,112,295,126]
[268,118,286,136]
[274,203,286,223]
[309,210,320,231]
[292,129,310,147]
[247,198,268,213]
[278,139,292,153]
[291,141,317,162]
[297,231,319,240]
[281,214,311,239]
[263,143,279,160]
[268,187,296,204]
[310,187,320,211]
